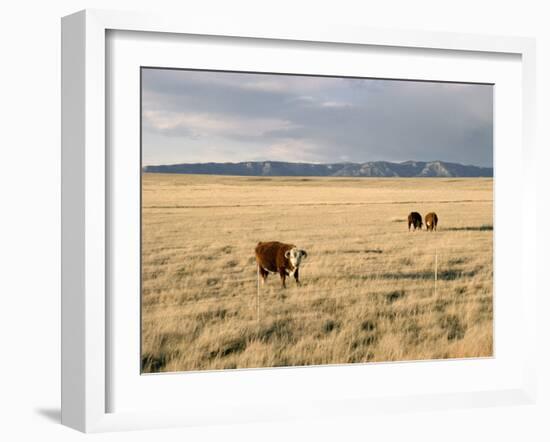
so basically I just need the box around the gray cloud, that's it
[142,69,493,167]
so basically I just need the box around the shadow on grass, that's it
[385,289,406,303]
[439,314,467,340]
[256,318,295,344]
[372,268,480,281]
[141,353,168,372]
[208,338,247,359]
[326,248,383,255]
[445,225,493,232]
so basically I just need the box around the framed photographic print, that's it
[61,9,537,432]
[139,67,494,374]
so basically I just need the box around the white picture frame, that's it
[61,9,537,433]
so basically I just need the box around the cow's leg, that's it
[259,266,269,284]
[294,268,300,286]
[279,269,287,288]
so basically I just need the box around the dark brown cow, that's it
[255,241,308,288]
[425,212,438,231]
[408,212,423,231]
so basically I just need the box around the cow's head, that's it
[285,247,308,267]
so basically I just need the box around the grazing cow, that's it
[425,212,438,231]
[408,212,423,231]
[255,241,308,288]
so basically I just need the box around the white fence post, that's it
[256,265,260,324]
[434,248,438,297]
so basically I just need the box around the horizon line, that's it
[142,159,493,169]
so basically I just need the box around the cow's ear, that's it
[301,250,308,259]
[284,250,291,259]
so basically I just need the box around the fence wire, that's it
[142,244,493,328]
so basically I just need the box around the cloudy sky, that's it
[142,68,493,167]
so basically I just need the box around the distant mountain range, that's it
[143,160,493,178]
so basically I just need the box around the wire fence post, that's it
[256,265,260,324]
[434,248,438,297]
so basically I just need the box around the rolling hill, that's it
[143,160,493,177]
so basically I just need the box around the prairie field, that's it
[141,173,493,373]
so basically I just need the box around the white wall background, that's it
[0,1,548,440]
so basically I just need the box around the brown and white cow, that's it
[255,241,308,288]
[425,212,438,231]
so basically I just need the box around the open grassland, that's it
[141,174,493,373]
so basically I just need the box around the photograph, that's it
[140,68,494,374]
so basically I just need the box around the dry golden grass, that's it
[141,173,493,373]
